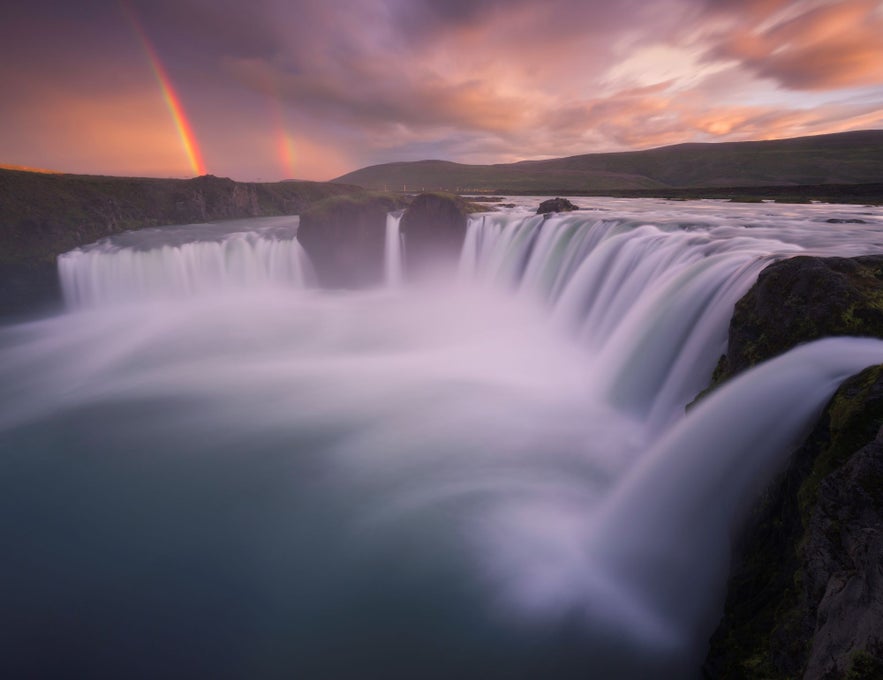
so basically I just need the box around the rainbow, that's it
[121,2,207,176]
[269,95,297,179]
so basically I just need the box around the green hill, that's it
[333,130,883,193]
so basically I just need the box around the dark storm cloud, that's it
[219,0,669,135]
[391,0,654,43]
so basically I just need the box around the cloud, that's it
[2,0,882,179]
[225,56,528,135]
[705,0,883,90]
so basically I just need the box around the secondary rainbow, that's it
[270,94,297,179]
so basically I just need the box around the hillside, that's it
[333,130,883,193]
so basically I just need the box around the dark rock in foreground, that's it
[297,192,407,288]
[400,192,477,279]
[704,255,883,679]
[536,197,578,214]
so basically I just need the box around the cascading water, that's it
[459,202,883,430]
[2,198,883,678]
[384,209,405,286]
[57,216,314,307]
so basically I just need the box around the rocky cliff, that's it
[704,256,883,679]
[296,192,408,288]
[400,192,477,279]
[297,191,480,287]
[0,169,361,317]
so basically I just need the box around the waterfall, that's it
[57,217,314,307]
[583,337,883,673]
[459,209,818,429]
[384,210,404,286]
[4,198,883,678]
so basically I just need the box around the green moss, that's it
[798,366,883,522]
[301,191,406,223]
[844,649,883,680]
[856,466,883,506]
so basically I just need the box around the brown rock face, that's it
[536,197,578,214]
[296,193,407,288]
[399,192,474,279]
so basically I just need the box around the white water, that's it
[58,216,314,307]
[384,210,404,286]
[2,198,883,678]
[460,200,883,431]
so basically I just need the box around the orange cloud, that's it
[711,0,883,90]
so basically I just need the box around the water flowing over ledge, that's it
[384,209,405,286]
[2,198,883,678]
[57,216,314,307]
[457,201,882,430]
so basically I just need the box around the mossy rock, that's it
[297,192,408,288]
[844,648,883,680]
[704,255,883,679]
[399,192,481,279]
[711,255,883,390]
[536,197,578,214]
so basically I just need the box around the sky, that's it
[1,0,882,181]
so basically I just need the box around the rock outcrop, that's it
[400,192,477,279]
[296,192,407,288]
[536,197,578,214]
[704,255,883,679]
[0,168,362,317]
[0,169,361,265]
[711,255,883,386]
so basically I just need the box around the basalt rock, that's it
[0,168,362,316]
[0,168,361,266]
[536,197,578,214]
[703,255,883,679]
[706,255,883,392]
[400,192,478,279]
[297,192,407,288]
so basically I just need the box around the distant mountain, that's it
[333,130,883,192]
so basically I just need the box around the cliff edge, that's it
[0,169,361,317]
[704,256,883,679]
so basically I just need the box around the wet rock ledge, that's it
[297,191,481,287]
[703,255,883,680]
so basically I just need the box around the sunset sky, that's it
[2,0,882,181]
